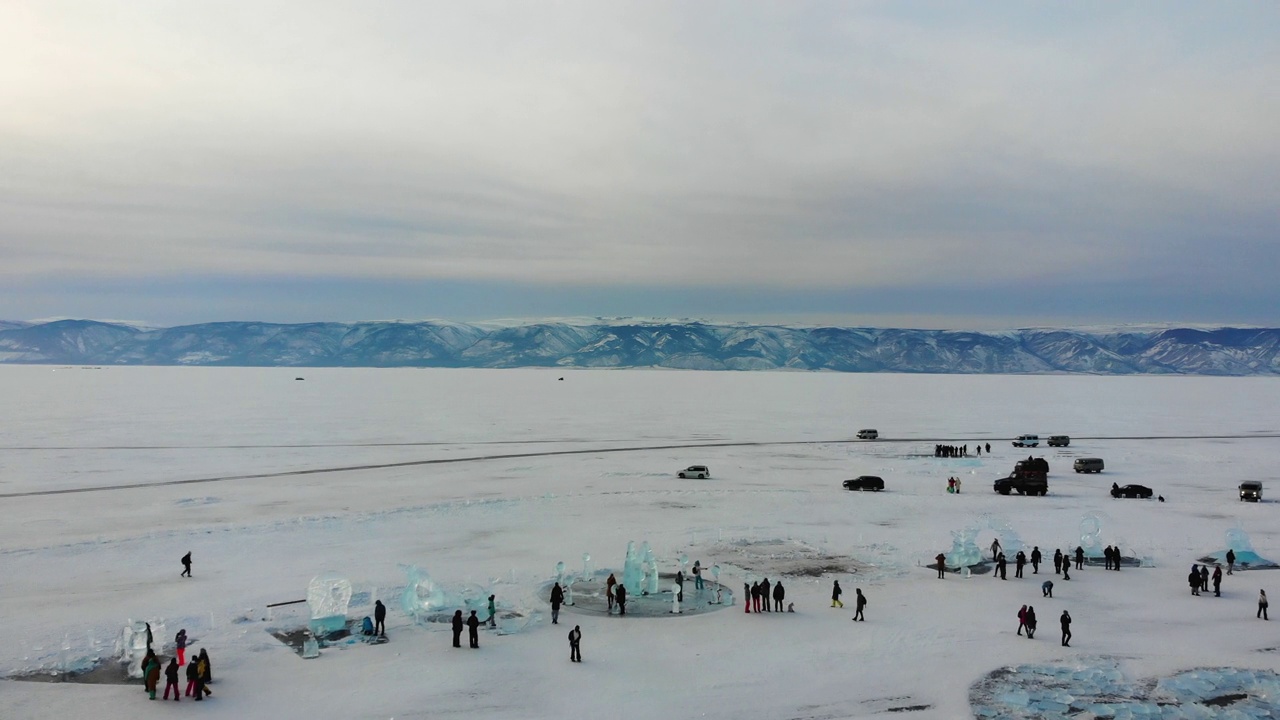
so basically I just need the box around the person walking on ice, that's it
[568,625,582,662]
[181,551,192,578]
[991,538,1001,561]
[831,580,844,608]
[163,657,180,701]
[852,588,866,621]
[1260,590,1269,620]
[1060,610,1072,647]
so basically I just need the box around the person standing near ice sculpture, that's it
[374,600,386,637]
[676,571,685,602]
[1226,548,1236,575]
[615,582,626,615]
[606,573,617,613]
[1030,546,1042,574]
[467,610,480,648]
[181,551,192,578]
[184,655,199,696]
[831,580,843,608]
[935,553,946,579]
[990,538,1001,561]
[451,610,463,648]
[550,583,564,625]
[1259,590,1269,620]
[772,581,784,612]
[1074,546,1084,570]
[1015,551,1026,578]
[1061,554,1070,581]
[692,560,703,591]
[1059,610,1071,647]
[568,625,582,662]
[163,657,180,701]
[1212,565,1222,597]
[995,553,1007,580]
[852,588,866,621]
[144,652,161,700]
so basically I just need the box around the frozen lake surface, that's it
[1,366,1278,719]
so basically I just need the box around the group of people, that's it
[746,578,784,612]
[827,580,867,621]
[140,630,211,702]
[946,477,964,493]
[935,443,987,458]
[1188,563,1224,596]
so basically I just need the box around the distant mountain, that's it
[1,319,1278,375]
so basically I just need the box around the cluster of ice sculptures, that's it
[944,515,1022,570]
[971,659,1280,719]
[307,574,353,635]
[622,540,661,595]
[400,565,537,634]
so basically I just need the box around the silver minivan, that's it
[1013,434,1039,448]
[1073,458,1105,474]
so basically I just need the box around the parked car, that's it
[994,473,1048,496]
[1013,434,1039,448]
[1111,483,1153,499]
[856,429,879,440]
[1047,435,1070,447]
[1239,481,1263,502]
[678,465,710,479]
[842,475,885,491]
[1073,458,1105,474]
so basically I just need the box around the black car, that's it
[1111,483,1153,499]
[842,475,884,491]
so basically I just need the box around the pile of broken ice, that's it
[972,659,1280,719]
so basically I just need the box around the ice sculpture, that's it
[120,620,159,678]
[1079,513,1106,558]
[301,635,320,658]
[307,573,352,635]
[1197,526,1280,569]
[582,552,592,579]
[401,566,445,622]
[945,525,982,569]
[643,543,659,595]
[623,541,643,595]
[555,561,566,582]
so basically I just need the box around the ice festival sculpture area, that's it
[307,573,352,635]
[944,515,1022,571]
[1197,526,1280,570]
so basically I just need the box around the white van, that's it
[1013,434,1039,448]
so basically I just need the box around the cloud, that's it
[0,1,1277,323]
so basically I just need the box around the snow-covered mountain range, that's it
[1,319,1278,374]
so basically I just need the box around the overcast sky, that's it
[2,2,1277,329]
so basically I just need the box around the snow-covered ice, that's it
[0,366,1278,719]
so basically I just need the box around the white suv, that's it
[678,465,710,479]
[1013,434,1039,448]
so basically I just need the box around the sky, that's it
[2,2,1277,329]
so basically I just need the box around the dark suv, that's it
[842,475,885,491]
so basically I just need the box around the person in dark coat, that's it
[1226,549,1236,575]
[752,581,762,612]
[1259,590,1269,620]
[760,578,771,612]
[163,657,181,701]
[852,588,866,621]
[550,583,564,624]
[568,625,582,662]
[1188,565,1201,595]
[1024,606,1037,639]
[196,648,211,697]
[1103,546,1113,570]
[1030,546,1041,574]
[1053,549,1063,575]
[1015,551,1026,578]
[831,580,843,608]
[1074,546,1084,570]
[772,580,785,612]
[1060,610,1072,646]
[1200,565,1209,592]
[1042,580,1053,598]
[467,610,480,648]
[743,582,750,613]
[1212,565,1223,597]
[184,656,199,697]
[451,610,464,647]
[995,553,1007,580]
[676,570,684,602]
[936,552,947,579]
[145,622,153,652]
[615,582,627,616]
[1017,605,1027,636]
[606,573,617,612]
[985,442,991,454]
[374,599,387,637]
[1061,554,1071,581]
[181,551,192,578]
